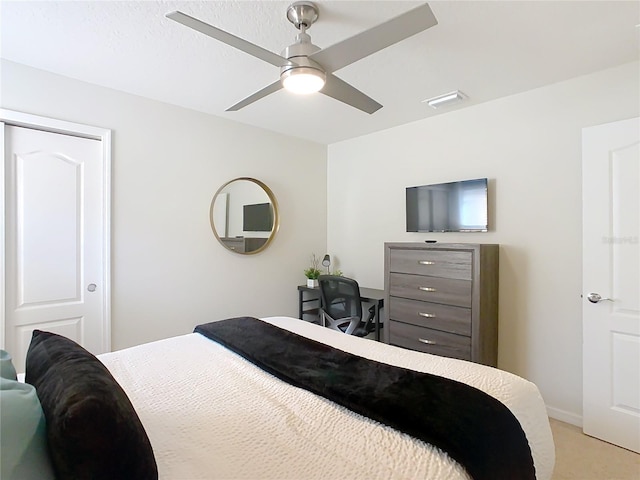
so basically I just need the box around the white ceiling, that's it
[2,1,639,144]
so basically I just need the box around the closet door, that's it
[2,115,111,373]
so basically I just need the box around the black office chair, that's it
[318,275,376,337]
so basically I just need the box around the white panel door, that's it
[4,124,108,372]
[583,117,639,453]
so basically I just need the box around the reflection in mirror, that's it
[210,177,279,254]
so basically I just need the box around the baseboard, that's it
[547,405,583,427]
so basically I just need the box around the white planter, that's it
[307,278,319,288]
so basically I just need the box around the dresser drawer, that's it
[389,249,472,280]
[388,297,471,336]
[389,272,472,308]
[389,321,471,360]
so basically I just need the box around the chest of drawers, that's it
[384,243,499,366]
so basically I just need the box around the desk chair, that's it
[318,275,376,337]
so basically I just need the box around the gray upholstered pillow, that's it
[25,331,158,480]
[0,349,18,380]
[0,350,55,480]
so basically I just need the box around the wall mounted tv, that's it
[243,202,273,232]
[406,178,488,232]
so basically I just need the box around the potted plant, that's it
[304,254,321,288]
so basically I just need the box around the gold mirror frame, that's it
[209,177,280,255]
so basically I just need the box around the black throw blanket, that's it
[195,317,535,480]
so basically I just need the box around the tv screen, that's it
[406,178,488,232]
[243,202,273,232]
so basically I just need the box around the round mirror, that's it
[210,177,279,255]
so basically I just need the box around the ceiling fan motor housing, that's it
[280,32,325,82]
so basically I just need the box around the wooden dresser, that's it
[220,237,267,253]
[384,243,499,366]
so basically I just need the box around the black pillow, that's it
[25,330,158,480]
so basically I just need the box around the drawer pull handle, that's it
[419,287,436,292]
[418,312,435,318]
[418,338,437,345]
[419,261,435,265]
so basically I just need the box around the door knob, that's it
[587,292,611,303]
[87,283,97,292]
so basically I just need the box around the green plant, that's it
[304,254,321,279]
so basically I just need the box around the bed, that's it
[7,316,555,480]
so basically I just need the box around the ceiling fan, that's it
[166,2,437,114]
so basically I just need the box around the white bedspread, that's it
[99,316,555,480]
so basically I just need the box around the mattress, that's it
[98,316,555,480]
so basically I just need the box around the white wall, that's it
[1,60,328,351]
[327,61,639,424]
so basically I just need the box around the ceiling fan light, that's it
[281,67,326,95]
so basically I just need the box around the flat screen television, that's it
[243,202,273,232]
[406,178,488,232]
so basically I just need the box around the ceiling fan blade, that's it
[321,74,382,114]
[166,11,291,69]
[309,3,437,73]
[226,80,283,111]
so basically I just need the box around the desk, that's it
[297,285,385,341]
